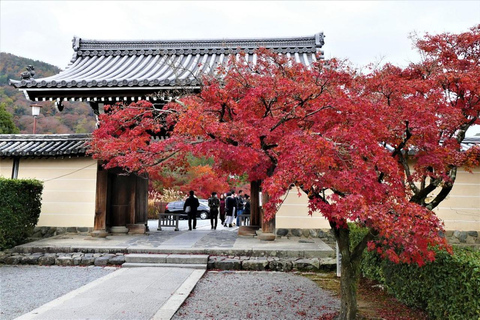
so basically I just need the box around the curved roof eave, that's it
[9,32,325,102]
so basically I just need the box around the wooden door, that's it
[109,174,131,227]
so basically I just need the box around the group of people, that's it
[208,190,251,230]
[183,189,251,231]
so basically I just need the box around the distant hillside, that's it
[0,52,61,86]
[0,52,96,134]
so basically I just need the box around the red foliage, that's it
[180,165,230,199]
[89,26,480,267]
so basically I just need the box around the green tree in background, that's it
[0,52,97,134]
[0,102,19,133]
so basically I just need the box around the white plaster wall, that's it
[276,189,331,229]
[0,158,97,228]
[0,159,13,178]
[276,167,480,231]
[433,167,480,231]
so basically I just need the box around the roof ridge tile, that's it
[74,33,324,53]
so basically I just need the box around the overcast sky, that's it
[1,1,479,69]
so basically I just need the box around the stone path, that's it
[15,267,205,320]
[161,231,209,248]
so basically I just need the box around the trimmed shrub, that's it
[0,177,43,250]
[381,247,480,319]
[350,225,480,319]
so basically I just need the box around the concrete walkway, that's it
[15,267,205,320]
[10,220,334,319]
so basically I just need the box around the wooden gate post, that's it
[250,180,261,227]
[92,162,108,237]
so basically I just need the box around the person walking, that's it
[242,194,251,226]
[219,194,226,226]
[208,192,220,230]
[236,190,245,226]
[230,190,238,225]
[184,190,199,231]
[225,192,236,227]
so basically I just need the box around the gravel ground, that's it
[172,271,340,320]
[0,265,116,320]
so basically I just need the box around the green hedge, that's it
[0,177,43,250]
[350,225,480,319]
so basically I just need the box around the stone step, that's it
[125,253,168,264]
[125,253,209,265]
[122,262,207,269]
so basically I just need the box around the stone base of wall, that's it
[445,230,480,247]
[0,252,336,272]
[0,252,126,267]
[276,228,336,247]
[208,255,336,272]
[30,226,94,240]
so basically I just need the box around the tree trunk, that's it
[261,191,275,233]
[332,222,375,320]
[339,266,360,318]
[339,265,359,320]
[336,228,360,320]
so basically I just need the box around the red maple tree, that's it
[89,25,479,319]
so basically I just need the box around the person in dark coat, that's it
[236,190,245,226]
[242,194,251,226]
[244,194,251,214]
[208,192,220,230]
[184,190,199,231]
[219,194,226,225]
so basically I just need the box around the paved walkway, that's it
[15,267,205,320]
[10,220,334,320]
[14,220,333,258]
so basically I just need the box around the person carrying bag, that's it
[184,190,199,230]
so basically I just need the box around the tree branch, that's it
[410,177,442,205]
[351,228,378,262]
[392,120,412,158]
[425,167,457,210]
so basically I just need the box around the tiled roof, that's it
[462,136,480,151]
[9,33,324,101]
[0,134,91,158]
